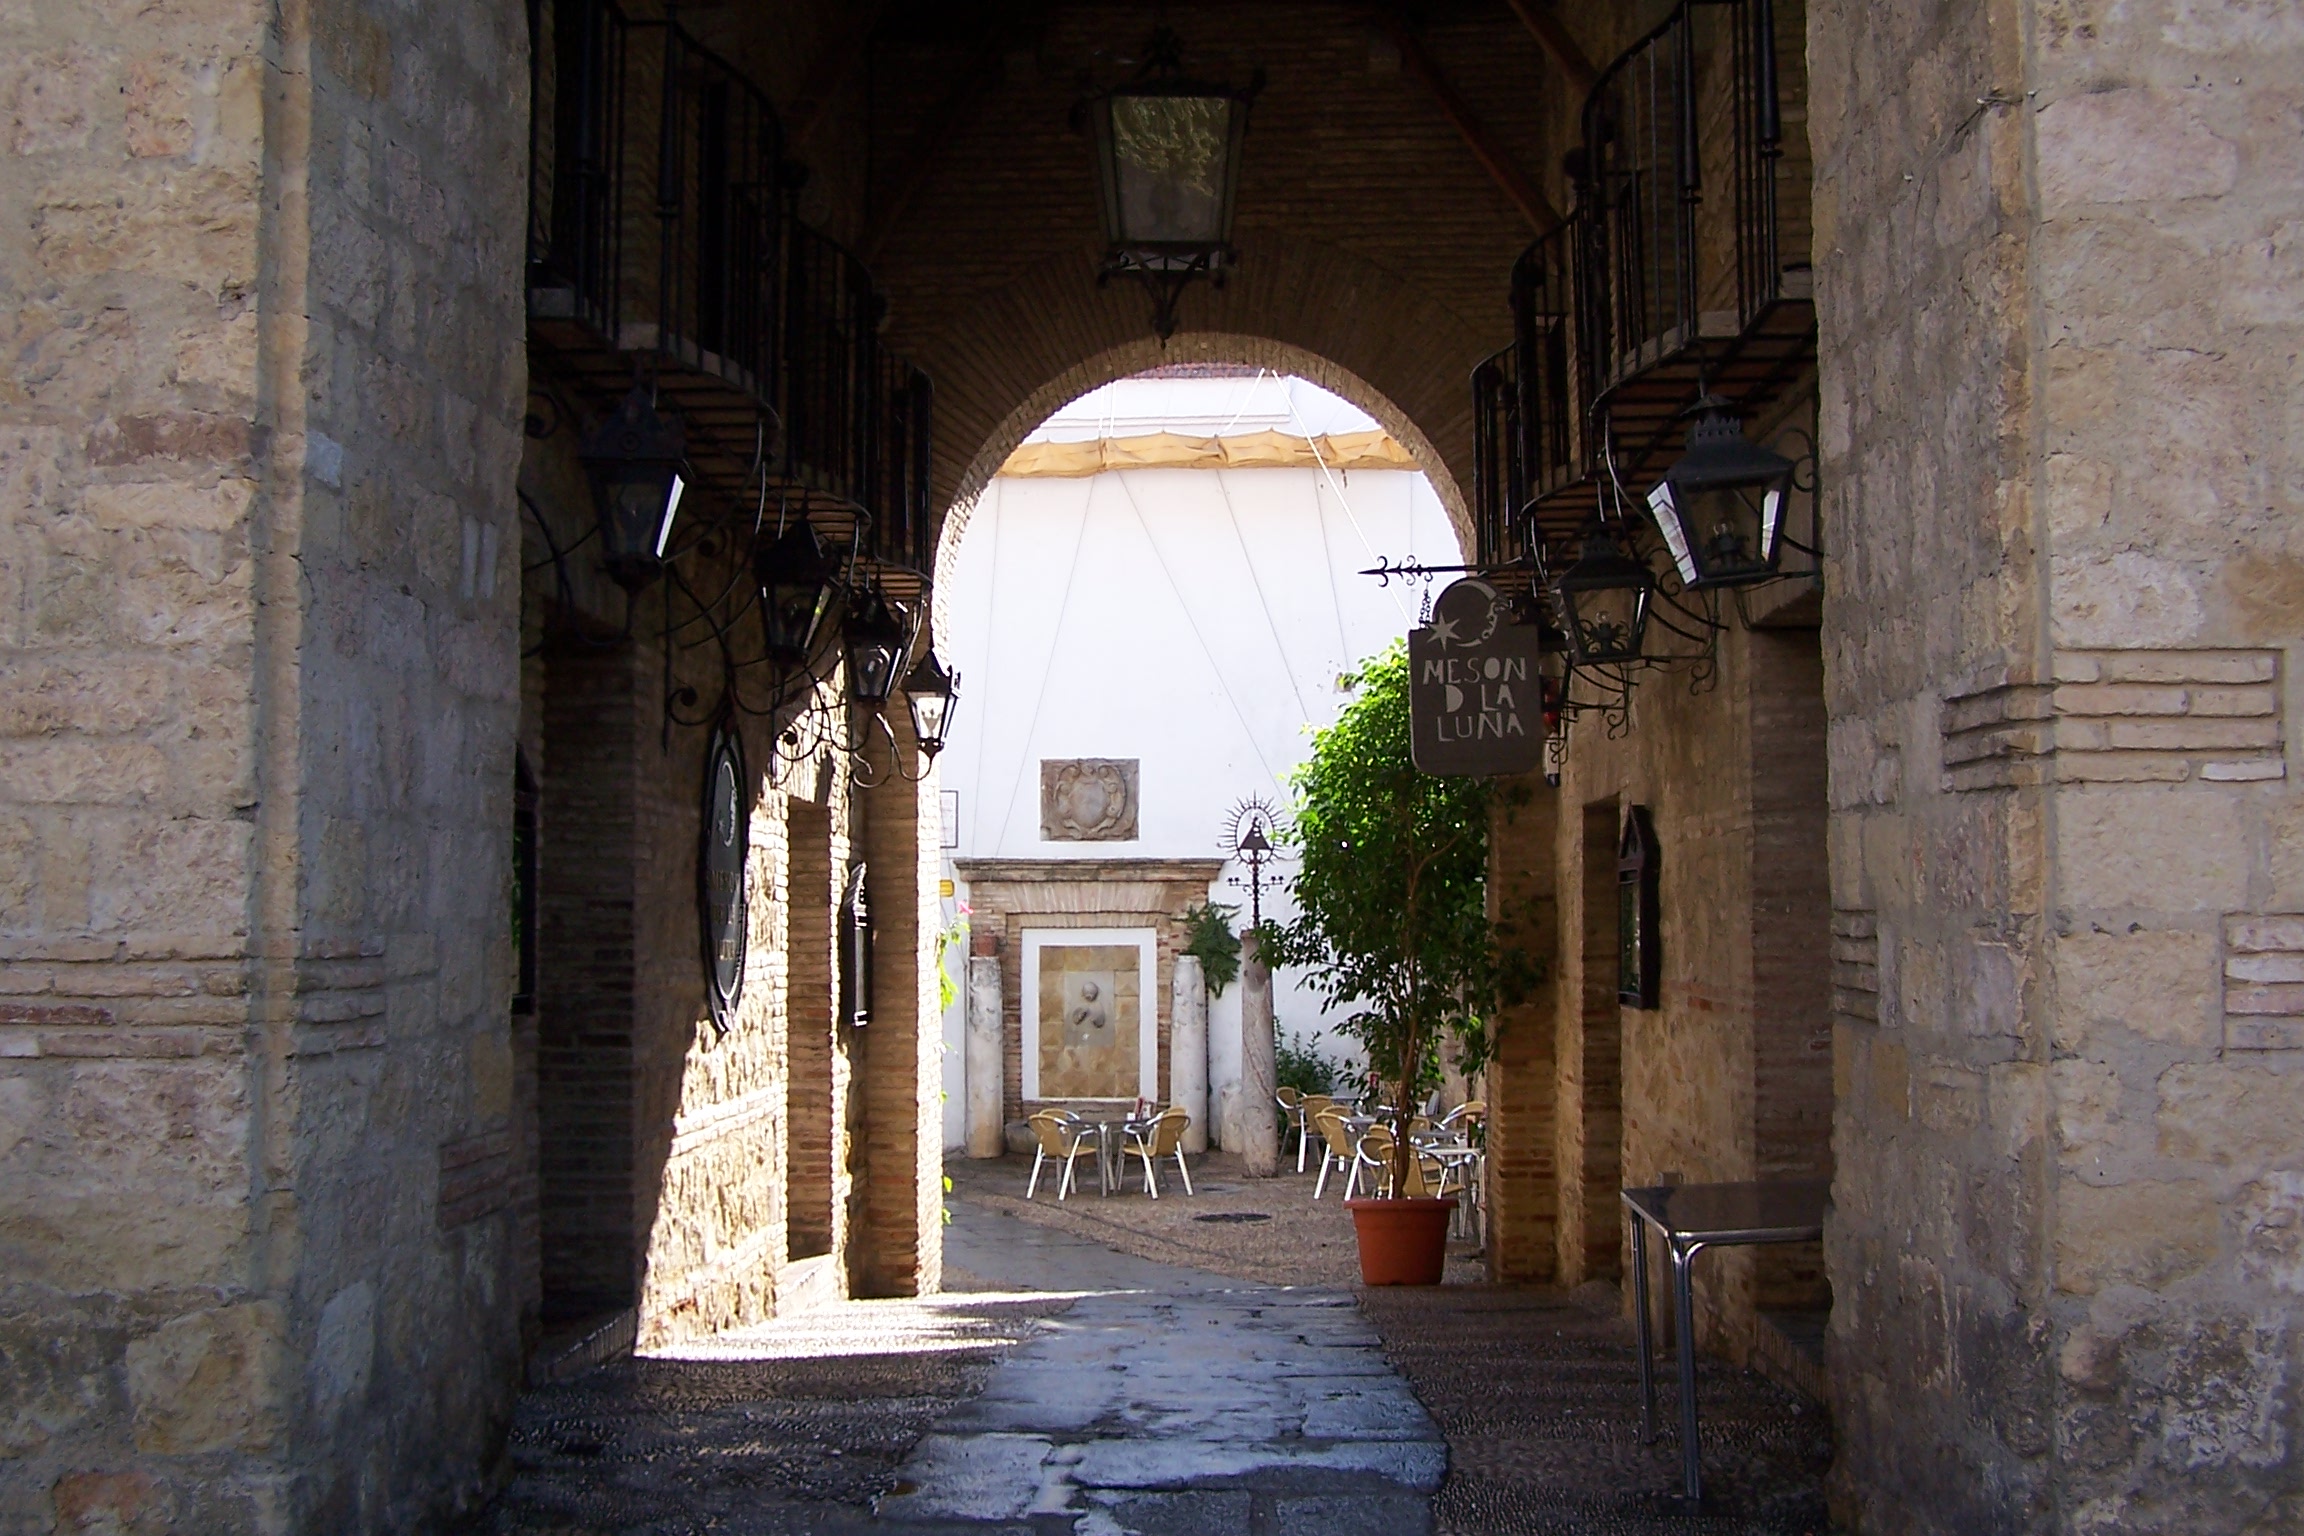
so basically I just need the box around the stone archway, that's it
[930,331,1474,617]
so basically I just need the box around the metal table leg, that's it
[1671,1239,1707,1505]
[1630,1211,1658,1443]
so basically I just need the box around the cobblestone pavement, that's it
[477,1162,1830,1535]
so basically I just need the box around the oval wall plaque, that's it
[1408,578,1546,777]
[700,725,748,1032]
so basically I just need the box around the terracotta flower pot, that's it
[1345,1196,1454,1285]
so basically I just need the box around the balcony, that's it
[525,0,935,599]
[1476,0,1814,564]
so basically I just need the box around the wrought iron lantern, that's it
[844,589,911,707]
[578,382,686,592]
[901,649,960,758]
[1553,521,1655,667]
[1082,27,1259,340]
[756,517,841,662]
[1644,396,1797,588]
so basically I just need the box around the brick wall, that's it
[1486,780,1560,1282]
[785,797,838,1262]
[1489,615,1834,1376]
[537,639,642,1320]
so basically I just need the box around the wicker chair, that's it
[1119,1106,1195,1198]
[1025,1110,1101,1201]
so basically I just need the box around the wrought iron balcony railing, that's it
[1478,0,1813,563]
[525,0,935,588]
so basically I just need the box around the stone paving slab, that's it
[880,1202,1447,1531]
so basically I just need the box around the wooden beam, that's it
[1375,12,1559,232]
[1500,0,1599,97]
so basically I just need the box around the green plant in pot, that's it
[1264,641,1535,1282]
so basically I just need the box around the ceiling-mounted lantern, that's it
[756,517,841,662]
[1082,26,1260,341]
[1553,521,1656,668]
[844,588,912,708]
[579,382,687,593]
[1645,396,1797,588]
[901,648,961,758]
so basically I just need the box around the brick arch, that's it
[888,234,1494,596]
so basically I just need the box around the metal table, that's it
[1621,1179,1830,1506]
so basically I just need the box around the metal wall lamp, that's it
[843,588,912,708]
[756,517,842,662]
[1553,520,1656,667]
[578,382,687,593]
[1644,396,1797,588]
[1082,26,1261,340]
[901,648,961,759]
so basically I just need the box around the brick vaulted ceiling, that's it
[693,1,1602,523]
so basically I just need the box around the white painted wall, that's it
[936,373,1461,1149]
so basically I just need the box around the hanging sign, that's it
[1409,577,1546,777]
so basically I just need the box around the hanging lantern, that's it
[901,648,960,757]
[578,383,686,592]
[1644,396,1797,588]
[1553,522,1655,667]
[1082,28,1259,340]
[844,589,911,707]
[755,518,841,662]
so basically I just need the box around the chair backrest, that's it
[1357,1124,1396,1160]
[1148,1105,1190,1156]
[1027,1110,1077,1157]
[1300,1093,1334,1124]
[1276,1086,1301,1112]
[1314,1106,1356,1157]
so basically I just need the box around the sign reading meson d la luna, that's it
[1408,577,1545,777]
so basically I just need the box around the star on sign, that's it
[1428,613,1462,645]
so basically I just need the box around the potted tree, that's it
[1265,641,1531,1284]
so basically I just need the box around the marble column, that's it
[964,955,1004,1158]
[1170,955,1209,1153]
[1238,932,1278,1176]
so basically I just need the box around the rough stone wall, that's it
[1,0,531,1529]
[1812,0,2304,1528]
[513,422,893,1351]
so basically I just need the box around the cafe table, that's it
[1620,1179,1831,1507]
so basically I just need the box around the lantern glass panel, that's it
[591,466,682,589]
[1648,475,1788,587]
[906,686,951,752]
[1105,94,1235,248]
[902,652,958,754]
[757,521,839,661]
[1561,581,1650,666]
[846,598,909,707]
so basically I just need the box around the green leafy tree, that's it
[1264,641,1534,1196]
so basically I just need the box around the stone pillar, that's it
[1171,956,1210,1153]
[1238,933,1279,1176]
[964,954,1005,1158]
[1815,3,2304,1527]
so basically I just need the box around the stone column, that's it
[1171,956,1210,1153]
[1238,933,1279,1176]
[964,954,1005,1158]
[1814,4,2304,1527]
